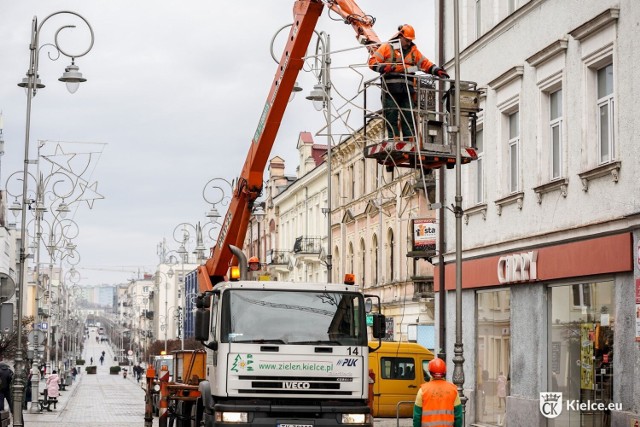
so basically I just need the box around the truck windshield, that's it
[221,289,366,346]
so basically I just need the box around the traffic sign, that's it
[39,322,48,331]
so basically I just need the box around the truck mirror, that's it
[371,313,386,339]
[196,295,211,309]
[195,308,210,341]
[365,298,372,313]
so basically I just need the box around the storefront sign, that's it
[635,279,640,342]
[580,324,594,390]
[497,251,538,284]
[412,218,437,251]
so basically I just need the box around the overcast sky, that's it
[0,1,435,286]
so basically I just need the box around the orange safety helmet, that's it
[397,24,416,40]
[428,358,447,378]
[248,256,260,272]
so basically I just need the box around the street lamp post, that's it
[155,270,174,353]
[452,0,467,417]
[306,31,333,283]
[13,11,94,426]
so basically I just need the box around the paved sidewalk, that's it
[15,328,410,426]
[19,329,152,427]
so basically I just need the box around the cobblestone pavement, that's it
[18,329,153,427]
[15,329,411,426]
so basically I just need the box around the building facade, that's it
[439,0,640,425]
[245,125,438,347]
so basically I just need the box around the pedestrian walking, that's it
[71,367,78,381]
[99,355,104,365]
[412,358,462,427]
[497,371,507,409]
[90,357,94,365]
[46,370,60,401]
[0,362,13,411]
[23,370,32,410]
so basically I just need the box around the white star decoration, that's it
[78,181,104,209]
[41,144,77,175]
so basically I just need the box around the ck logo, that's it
[337,358,358,367]
[539,392,563,418]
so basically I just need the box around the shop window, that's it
[548,280,614,427]
[476,289,511,426]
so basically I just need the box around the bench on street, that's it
[38,391,58,412]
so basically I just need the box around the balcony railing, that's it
[411,277,434,300]
[266,250,290,265]
[293,236,322,254]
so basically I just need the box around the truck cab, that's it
[194,280,386,426]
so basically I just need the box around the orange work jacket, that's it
[419,380,459,427]
[368,42,435,75]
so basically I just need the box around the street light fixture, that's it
[305,31,333,283]
[12,11,94,426]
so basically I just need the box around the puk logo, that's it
[539,392,563,418]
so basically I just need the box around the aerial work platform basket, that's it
[362,75,482,172]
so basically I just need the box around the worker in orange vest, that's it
[412,358,462,427]
[368,24,449,141]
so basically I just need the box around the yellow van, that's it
[368,341,434,417]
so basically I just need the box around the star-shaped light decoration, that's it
[77,180,104,209]
[313,108,355,140]
[41,143,77,175]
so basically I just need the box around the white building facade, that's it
[440,0,640,425]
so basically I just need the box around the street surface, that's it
[16,330,412,426]
[20,329,148,427]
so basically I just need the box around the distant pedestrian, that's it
[99,356,104,365]
[0,362,14,411]
[24,370,32,410]
[134,364,142,382]
[71,367,78,381]
[90,357,94,365]
[46,370,60,400]
[497,372,507,409]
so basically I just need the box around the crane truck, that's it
[155,1,481,426]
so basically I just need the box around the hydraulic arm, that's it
[197,0,381,292]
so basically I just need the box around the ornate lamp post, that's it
[305,31,333,283]
[12,11,94,425]
[155,270,174,353]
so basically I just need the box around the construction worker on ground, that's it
[369,24,449,141]
[413,358,462,427]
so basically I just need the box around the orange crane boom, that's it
[198,0,380,292]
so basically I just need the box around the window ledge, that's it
[463,203,488,224]
[494,192,524,215]
[569,8,620,41]
[526,37,569,67]
[533,178,569,203]
[577,161,621,192]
